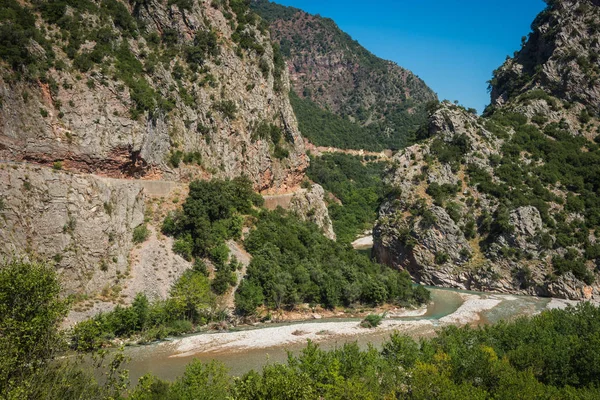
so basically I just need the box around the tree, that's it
[169,360,231,400]
[169,270,215,321]
[235,280,265,316]
[0,260,69,396]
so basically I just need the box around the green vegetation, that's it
[186,29,219,69]
[162,177,263,262]
[169,150,203,168]
[4,245,600,400]
[360,313,383,328]
[430,134,470,170]
[307,153,386,243]
[0,260,129,399]
[0,260,68,396]
[128,303,600,398]
[0,0,55,79]
[290,90,426,151]
[421,106,600,282]
[132,224,150,244]
[479,112,600,280]
[426,181,461,206]
[235,208,430,315]
[72,267,216,350]
[213,100,238,120]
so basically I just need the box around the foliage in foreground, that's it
[0,260,128,399]
[130,303,600,399]
[4,259,600,399]
[235,208,430,315]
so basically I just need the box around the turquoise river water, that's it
[121,286,551,384]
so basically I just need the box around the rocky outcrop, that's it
[0,163,144,295]
[374,1,600,300]
[289,184,336,240]
[374,100,600,300]
[0,0,307,193]
[491,0,600,115]
[263,184,336,240]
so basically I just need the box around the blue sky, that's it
[273,0,547,113]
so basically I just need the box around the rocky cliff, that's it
[374,0,600,300]
[491,0,600,114]
[0,0,307,192]
[251,0,437,150]
[0,0,337,314]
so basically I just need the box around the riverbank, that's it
[122,287,557,383]
[165,290,505,357]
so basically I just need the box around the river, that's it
[121,286,553,384]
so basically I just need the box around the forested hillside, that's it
[251,0,438,151]
[307,153,386,243]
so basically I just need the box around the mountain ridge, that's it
[251,0,438,151]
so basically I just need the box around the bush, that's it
[186,30,219,67]
[132,224,150,244]
[430,134,470,167]
[435,252,449,265]
[213,100,237,120]
[169,150,184,168]
[360,314,383,328]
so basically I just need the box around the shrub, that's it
[435,252,449,265]
[213,100,237,119]
[360,314,383,328]
[170,150,184,168]
[132,224,150,244]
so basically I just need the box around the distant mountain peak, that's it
[252,0,437,151]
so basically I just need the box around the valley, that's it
[2,0,600,398]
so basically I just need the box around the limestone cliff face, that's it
[374,102,600,300]
[0,0,335,316]
[289,184,336,241]
[0,0,307,192]
[491,0,600,115]
[0,163,145,295]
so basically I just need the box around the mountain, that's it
[251,0,438,151]
[374,0,600,300]
[0,0,306,191]
[0,0,335,306]
[490,0,600,114]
